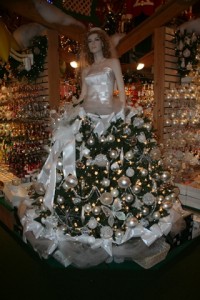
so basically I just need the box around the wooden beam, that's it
[116,0,199,57]
[121,50,154,73]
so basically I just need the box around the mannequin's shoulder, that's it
[107,57,121,67]
[82,65,91,76]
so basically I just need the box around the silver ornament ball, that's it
[132,185,142,194]
[118,176,131,189]
[109,149,118,159]
[107,134,115,142]
[65,175,78,188]
[111,188,119,197]
[100,192,113,205]
[124,193,135,203]
[153,211,161,220]
[126,167,135,177]
[142,206,149,216]
[126,216,138,228]
[125,150,134,160]
[88,217,98,229]
[92,206,101,215]
[162,200,173,210]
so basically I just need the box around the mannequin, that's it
[78,28,126,114]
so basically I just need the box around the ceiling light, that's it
[136,63,145,70]
[70,61,78,68]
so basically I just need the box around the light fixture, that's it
[136,63,145,70]
[70,61,78,68]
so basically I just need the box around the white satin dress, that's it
[82,66,121,115]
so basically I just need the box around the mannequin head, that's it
[82,28,112,64]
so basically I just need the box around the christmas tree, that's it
[23,104,179,267]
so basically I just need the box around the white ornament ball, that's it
[115,229,124,239]
[62,181,69,190]
[87,136,95,146]
[56,158,63,170]
[126,216,138,228]
[84,203,92,213]
[99,136,106,143]
[142,206,149,216]
[140,168,148,177]
[34,182,46,195]
[107,134,115,142]
[76,133,83,142]
[161,171,171,182]
[65,175,78,188]
[57,195,65,205]
[153,211,161,220]
[162,200,173,210]
[92,206,101,215]
[118,176,131,189]
[101,178,110,187]
[132,185,141,194]
[126,167,135,177]
[124,193,135,203]
[111,188,119,197]
[109,149,118,159]
[125,150,134,160]
[88,217,98,229]
[36,196,44,204]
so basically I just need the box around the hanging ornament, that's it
[126,167,135,177]
[87,217,98,229]
[56,195,65,205]
[125,216,138,228]
[160,171,171,182]
[99,136,106,143]
[65,175,78,188]
[34,182,46,195]
[125,150,134,160]
[142,206,149,216]
[140,168,148,177]
[118,176,131,189]
[183,48,191,58]
[111,162,120,171]
[124,193,135,203]
[100,226,113,239]
[132,185,142,194]
[107,134,115,142]
[87,136,95,146]
[101,178,110,187]
[62,181,69,191]
[162,200,173,210]
[111,188,119,197]
[94,154,108,167]
[100,192,113,205]
[109,149,119,159]
[92,206,101,215]
[143,192,155,205]
[153,211,161,220]
[56,158,63,170]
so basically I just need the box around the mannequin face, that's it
[87,33,103,54]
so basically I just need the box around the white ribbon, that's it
[38,120,81,210]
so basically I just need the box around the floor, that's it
[0,220,200,300]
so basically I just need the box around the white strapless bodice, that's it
[82,67,116,115]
